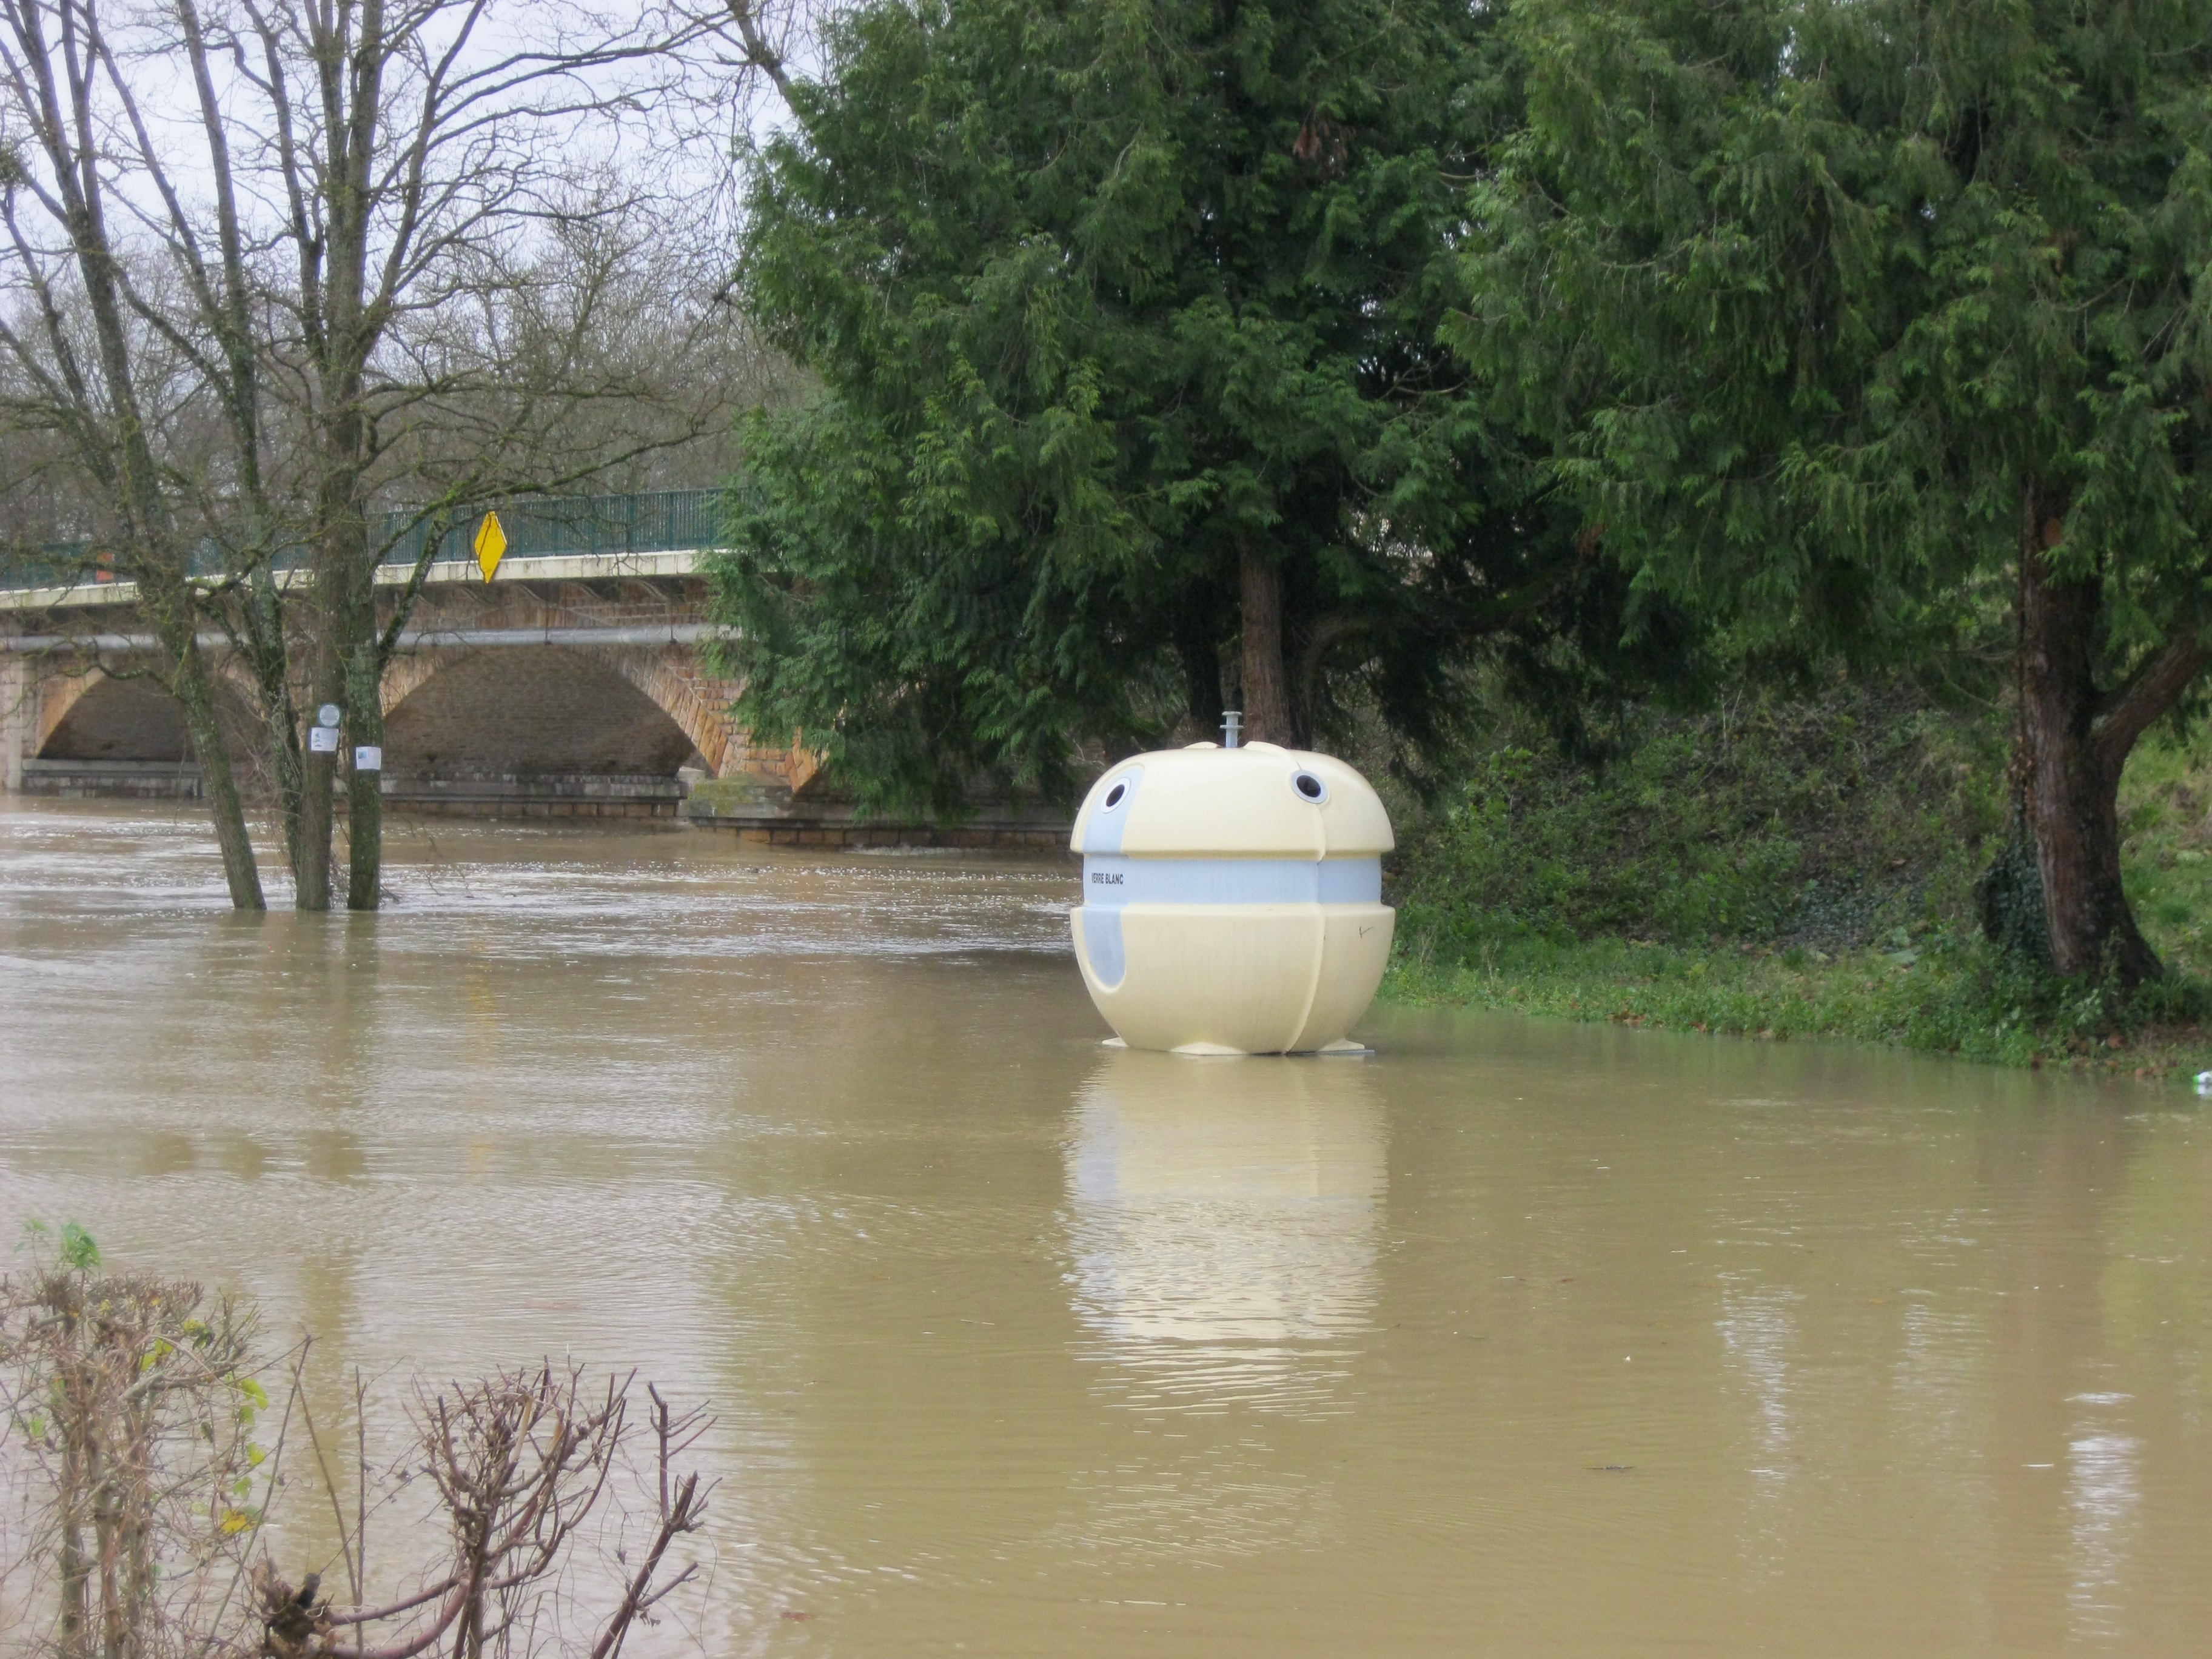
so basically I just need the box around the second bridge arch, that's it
[379,644,732,816]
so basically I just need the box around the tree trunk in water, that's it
[345,634,384,910]
[243,566,307,883]
[294,497,358,913]
[1238,544,1292,746]
[323,499,386,912]
[137,568,263,912]
[41,124,264,912]
[295,642,338,913]
[171,644,265,913]
[2017,492,2177,987]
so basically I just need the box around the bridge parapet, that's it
[0,489,723,600]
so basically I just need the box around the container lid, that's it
[1071,742,1394,858]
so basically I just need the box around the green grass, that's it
[2116,725,2212,981]
[1384,928,2212,1080]
[1381,683,2212,1081]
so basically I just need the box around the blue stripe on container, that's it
[1079,855,1382,909]
[1082,908,1127,989]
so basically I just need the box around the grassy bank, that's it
[1384,932,2212,1079]
[1381,683,2212,1080]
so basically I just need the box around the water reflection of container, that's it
[1067,1050,1384,1416]
[1068,742,1395,1054]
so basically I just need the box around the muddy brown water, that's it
[2,799,2209,1657]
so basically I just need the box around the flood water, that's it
[2,799,2210,1657]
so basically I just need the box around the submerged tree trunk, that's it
[297,461,374,913]
[133,565,264,913]
[2,1,265,914]
[295,640,338,915]
[2016,487,2205,987]
[171,645,264,914]
[1238,543,1292,746]
[323,485,388,912]
[344,622,385,911]
[241,566,307,886]
[293,563,344,915]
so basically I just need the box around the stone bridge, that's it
[0,495,1067,847]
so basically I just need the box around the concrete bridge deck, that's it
[0,495,1070,848]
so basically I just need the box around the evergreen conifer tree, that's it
[1460,0,2212,984]
[717,0,1608,811]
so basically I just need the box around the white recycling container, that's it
[1068,740,1395,1054]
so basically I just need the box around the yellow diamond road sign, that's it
[473,510,508,580]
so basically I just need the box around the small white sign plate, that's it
[354,746,383,772]
[309,726,340,753]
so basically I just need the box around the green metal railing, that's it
[370,488,725,569]
[0,488,726,592]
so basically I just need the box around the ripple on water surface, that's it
[2,799,2210,1658]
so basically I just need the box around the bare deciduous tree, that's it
[1,0,799,910]
[0,0,271,904]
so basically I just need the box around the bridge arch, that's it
[34,665,256,765]
[379,644,736,782]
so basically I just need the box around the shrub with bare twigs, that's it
[0,1223,271,1658]
[1,1228,712,1659]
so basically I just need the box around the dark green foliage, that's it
[1456,0,2212,979]
[1395,682,2004,951]
[1461,0,2212,651]
[714,0,1621,811]
[1974,816,2054,971]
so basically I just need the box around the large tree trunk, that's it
[241,568,307,885]
[1238,543,1292,746]
[296,464,371,912]
[2017,488,2205,986]
[127,563,263,911]
[324,491,387,911]
[28,51,266,913]
[344,625,385,911]
[170,643,264,913]
[295,585,340,914]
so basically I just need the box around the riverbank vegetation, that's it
[0,1225,709,1658]
[1383,683,2212,1078]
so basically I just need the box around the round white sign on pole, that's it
[317,703,341,729]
